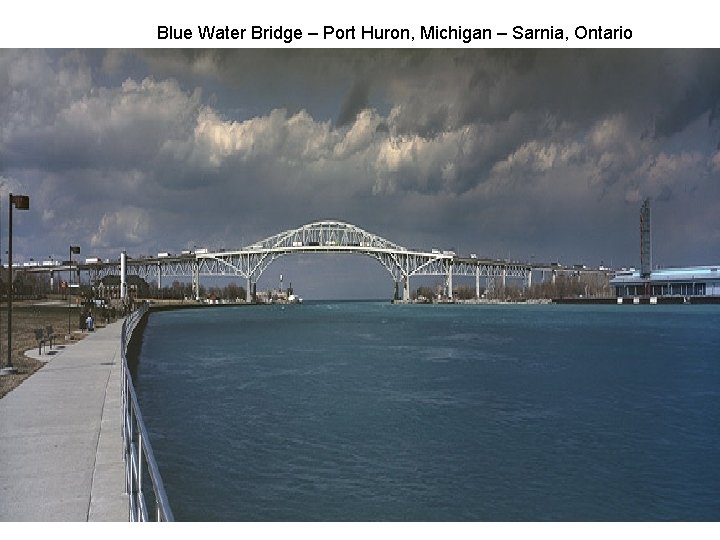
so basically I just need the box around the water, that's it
[134,302,720,521]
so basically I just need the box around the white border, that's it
[2,0,717,48]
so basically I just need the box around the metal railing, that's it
[121,302,174,521]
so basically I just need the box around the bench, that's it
[45,325,56,349]
[33,328,47,355]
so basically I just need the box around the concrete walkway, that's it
[0,320,129,521]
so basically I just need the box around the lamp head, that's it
[10,194,30,210]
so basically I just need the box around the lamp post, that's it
[6,193,30,372]
[49,255,54,292]
[69,246,80,335]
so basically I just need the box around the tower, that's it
[640,198,651,279]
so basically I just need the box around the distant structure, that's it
[640,198,651,279]
[97,275,149,299]
[610,199,720,302]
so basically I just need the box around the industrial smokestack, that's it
[640,198,652,278]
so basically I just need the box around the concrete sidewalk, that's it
[0,320,129,521]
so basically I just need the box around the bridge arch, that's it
[196,220,452,301]
[29,218,533,302]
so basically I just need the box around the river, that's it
[134,302,720,521]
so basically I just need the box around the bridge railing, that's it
[121,302,174,522]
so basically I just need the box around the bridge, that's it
[22,220,534,301]
[19,219,616,301]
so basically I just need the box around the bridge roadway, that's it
[21,220,612,300]
[0,319,128,521]
[96,220,530,301]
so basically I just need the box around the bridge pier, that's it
[192,262,200,301]
[475,267,480,299]
[392,279,411,301]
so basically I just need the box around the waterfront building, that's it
[96,275,150,299]
[610,198,720,300]
[610,266,720,298]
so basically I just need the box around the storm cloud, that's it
[2,49,719,296]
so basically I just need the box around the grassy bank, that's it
[0,303,90,399]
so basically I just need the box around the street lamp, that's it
[69,245,80,335]
[6,193,29,373]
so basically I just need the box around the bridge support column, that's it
[475,267,480,299]
[120,251,127,300]
[501,267,506,290]
[192,262,200,301]
[526,267,532,290]
[246,277,253,303]
[446,262,453,300]
[403,275,411,301]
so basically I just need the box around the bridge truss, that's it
[63,220,533,301]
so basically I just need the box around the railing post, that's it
[138,433,144,510]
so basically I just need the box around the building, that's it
[610,266,720,298]
[96,275,150,299]
[609,198,720,300]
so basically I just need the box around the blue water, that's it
[134,302,720,521]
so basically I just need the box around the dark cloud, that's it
[1,49,720,294]
[336,79,371,127]
[652,52,720,138]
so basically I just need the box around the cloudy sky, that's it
[2,49,719,297]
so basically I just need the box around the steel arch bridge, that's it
[84,219,532,301]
